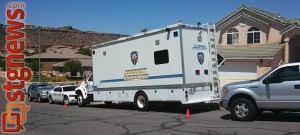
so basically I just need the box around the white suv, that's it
[48,85,77,104]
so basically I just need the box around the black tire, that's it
[49,96,54,104]
[256,109,263,116]
[134,91,149,111]
[28,94,33,102]
[38,95,42,103]
[77,94,86,107]
[104,101,112,106]
[63,96,69,105]
[230,98,256,121]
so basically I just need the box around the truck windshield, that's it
[63,86,77,91]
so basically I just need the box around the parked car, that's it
[27,83,54,103]
[220,62,300,121]
[48,85,77,104]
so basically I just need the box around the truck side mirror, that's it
[263,77,271,84]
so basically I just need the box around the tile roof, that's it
[288,19,300,24]
[217,44,285,59]
[216,5,290,26]
[281,23,300,34]
[52,58,92,67]
[26,47,91,59]
[245,6,289,23]
[281,19,300,34]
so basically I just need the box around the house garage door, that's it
[219,62,257,80]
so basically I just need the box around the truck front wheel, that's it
[230,98,256,121]
[77,94,86,107]
[134,91,149,111]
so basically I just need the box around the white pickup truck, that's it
[220,62,300,121]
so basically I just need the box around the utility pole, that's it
[39,29,41,83]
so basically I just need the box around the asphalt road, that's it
[1,79,300,135]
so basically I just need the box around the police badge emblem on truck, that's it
[197,52,204,65]
[131,51,138,65]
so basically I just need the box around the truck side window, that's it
[154,49,169,65]
[269,65,300,83]
[54,87,62,92]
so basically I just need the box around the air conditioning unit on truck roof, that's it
[75,22,220,111]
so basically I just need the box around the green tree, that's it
[77,47,91,56]
[28,59,43,74]
[0,59,6,71]
[63,59,82,76]
[41,46,47,53]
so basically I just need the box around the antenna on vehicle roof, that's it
[197,22,201,27]
[177,19,182,24]
[141,28,148,32]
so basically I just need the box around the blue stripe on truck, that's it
[101,74,183,83]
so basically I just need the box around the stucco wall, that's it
[216,8,286,46]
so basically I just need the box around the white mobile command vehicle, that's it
[75,22,220,111]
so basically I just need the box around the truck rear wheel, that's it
[77,94,86,107]
[230,98,256,121]
[134,91,149,111]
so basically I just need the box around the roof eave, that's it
[216,6,288,28]
[216,6,244,26]
[217,13,269,30]
[281,25,300,34]
[223,57,274,60]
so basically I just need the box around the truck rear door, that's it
[180,26,219,102]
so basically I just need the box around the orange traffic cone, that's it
[64,103,67,109]
[185,109,191,118]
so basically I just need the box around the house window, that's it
[247,27,260,44]
[227,28,239,44]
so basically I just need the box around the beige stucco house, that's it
[52,58,92,77]
[216,5,300,85]
[26,46,92,76]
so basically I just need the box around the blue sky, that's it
[1,0,299,35]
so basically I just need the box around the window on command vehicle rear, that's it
[154,49,169,65]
